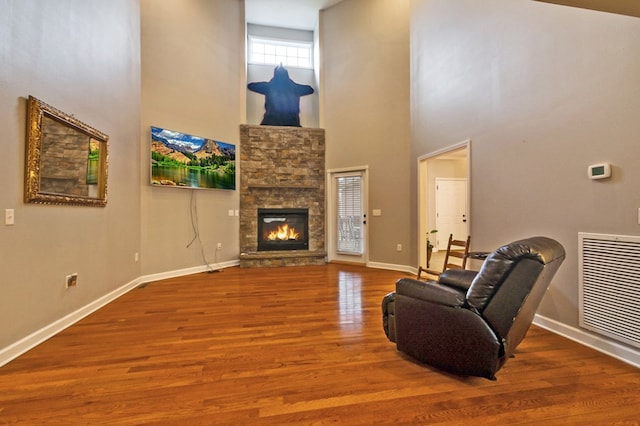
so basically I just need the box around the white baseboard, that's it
[0,277,142,368]
[533,314,640,369]
[367,261,416,275]
[0,259,240,368]
[6,261,637,372]
[137,259,240,285]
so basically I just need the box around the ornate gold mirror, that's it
[25,96,108,206]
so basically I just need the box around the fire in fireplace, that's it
[258,208,309,251]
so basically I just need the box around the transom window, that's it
[248,36,313,69]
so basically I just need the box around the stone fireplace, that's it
[239,124,326,267]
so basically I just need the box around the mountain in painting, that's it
[151,126,235,164]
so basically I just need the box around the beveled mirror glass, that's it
[25,96,108,206]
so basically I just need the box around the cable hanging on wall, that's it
[186,190,219,273]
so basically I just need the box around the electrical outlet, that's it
[396,244,402,252]
[217,242,223,250]
[134,252,139,262]
[66,273,78,288]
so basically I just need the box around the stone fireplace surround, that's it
[239,124,326,267]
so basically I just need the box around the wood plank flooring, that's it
[1,264,639,424]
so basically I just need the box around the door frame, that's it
[326,166,369,265]
[417,140,471,268]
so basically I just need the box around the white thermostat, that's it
[588,163,611,180]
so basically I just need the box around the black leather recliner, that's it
[382,236,565,380]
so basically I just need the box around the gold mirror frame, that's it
[25,96,108,207]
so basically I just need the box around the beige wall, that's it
[140,0,244,275]
[410,0,640,326]
[0,0,141,348]
[320,0,412,267]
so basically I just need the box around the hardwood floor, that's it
[1,264,639,424]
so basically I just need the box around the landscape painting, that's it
[150,126,236,190]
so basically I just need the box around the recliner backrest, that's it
[465,237,566,352]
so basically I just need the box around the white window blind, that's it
[336,175,363,255]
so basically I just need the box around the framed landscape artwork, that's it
[150,126,236,190]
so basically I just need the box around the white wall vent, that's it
[579,233,640,349]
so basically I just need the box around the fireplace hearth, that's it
[258,208,309,251]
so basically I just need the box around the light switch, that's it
[372,209,382,217]
[5,209,14,225]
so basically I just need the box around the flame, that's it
[267,224,299,241]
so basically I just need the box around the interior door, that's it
[435,178,468,249]
[328,169,368,264]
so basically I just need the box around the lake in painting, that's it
[152,164,235,190]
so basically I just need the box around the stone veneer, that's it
[239,124,326,267]
[40,115,93,196]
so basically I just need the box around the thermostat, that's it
[588,163,611,180]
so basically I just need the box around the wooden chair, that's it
[418,234,471,280]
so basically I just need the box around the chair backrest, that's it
[465,236,565,355]
[441,234,471,272]
[417,234,471,280]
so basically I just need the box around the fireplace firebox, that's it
[257,208,309,251]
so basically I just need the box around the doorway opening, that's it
[418,141,470,269]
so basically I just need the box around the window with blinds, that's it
[336,175,363,255]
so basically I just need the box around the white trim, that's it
[137,259,239,284]
[0,259,239,368]
[6,260,639,371]
[0,277,142,367]
[417,140,471,268]
[326,166,370,264]
[248,35,313,69]
[366,261,415,275]
[534,314,640,369]
[326,165,369,175]
[417,139,471,162]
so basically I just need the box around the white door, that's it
[327,169,368,264]
[435,178,468,250]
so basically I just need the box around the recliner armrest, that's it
[396,278,466,308]
[439,269,478,292]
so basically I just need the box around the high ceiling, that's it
[246,1,640,32]
[245,0,344,30]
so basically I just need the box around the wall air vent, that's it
[579,233,640,349]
